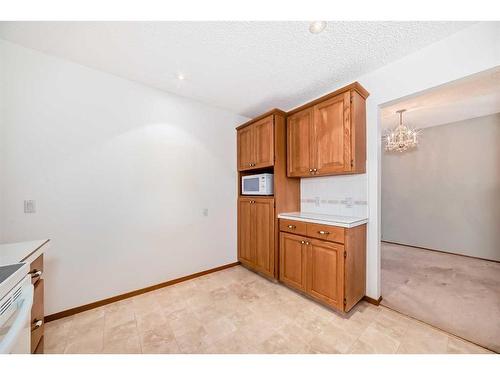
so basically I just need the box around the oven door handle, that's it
[0,282,34,354]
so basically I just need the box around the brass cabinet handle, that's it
[313,168,318,173]
[305,241,310,245]
[300,240,305,244]
[287,225,296,229]
[309,168,313,173]
[318,230,330,235]
[30,270,42,278]
[32,319,43,330]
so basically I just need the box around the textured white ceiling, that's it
[381,67,500,130]
[0,21,474,117]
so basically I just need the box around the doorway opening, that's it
[379,67,500,353]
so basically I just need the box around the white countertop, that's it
[278,212,368,228]
[0,239,49,266]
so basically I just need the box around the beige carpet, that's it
[381,242,500,353]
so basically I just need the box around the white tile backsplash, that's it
[300,174,368,217]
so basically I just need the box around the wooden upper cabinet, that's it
[237,115,274,171]
[287,108,313,177]
[286,83,368,177]
[313,92,351,175]
[253,116,274,169]
[279,232,306,291]
[237,126,254,171]
[306,239,344,310]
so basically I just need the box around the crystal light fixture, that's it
[384,109,419,152]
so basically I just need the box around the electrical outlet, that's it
[314,197,320,207]
[345,197,353,208]
[24,200,36,213]
[202,208,209,217]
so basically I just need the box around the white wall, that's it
[302,21,500,298]
[0,39,248,315]
[382,113,500,261]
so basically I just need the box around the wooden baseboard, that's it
[381,240,500,264]
[363,295,383,306]
[45,261,240,323]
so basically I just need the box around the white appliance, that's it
[241,173,274,195]
[0,263,33,354]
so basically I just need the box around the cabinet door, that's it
[287,108,313,177]
[238,198,255,264]
[254,198,275,276]
[306,239,344,310]
[237,125,254,171]
[313,92,351,175]
[253,116,274,169]
[279,232,306,291]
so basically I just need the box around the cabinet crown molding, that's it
[236,108,286,130]
[286,82,369,117]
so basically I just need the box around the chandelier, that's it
[384,109,419,152]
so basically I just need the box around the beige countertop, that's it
[278,212,368,228]
[0,239,49,266]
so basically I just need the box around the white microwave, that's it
[241,173,273,195]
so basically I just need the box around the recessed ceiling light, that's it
[309,21,327,34]
[176,73,185,81]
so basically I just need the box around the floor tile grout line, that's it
[133,311,143,354]
[393,314,411,354]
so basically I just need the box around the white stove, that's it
[0,262,33,354]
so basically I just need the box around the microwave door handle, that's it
[0,283,33,354]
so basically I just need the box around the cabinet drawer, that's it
[29,254,43,285]
[306,223,344,244]
[279,219,307,236]
[31,279,44,353]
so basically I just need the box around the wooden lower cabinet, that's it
[279,233,306,291]
[254,199,274,274]
[279,220,366,313]
[29,254,45,354]
[238,197,275,277]
[31,279,44,352]
[238,198,254,264]
[307,239,344,310]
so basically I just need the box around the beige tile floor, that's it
[44,265,493,354]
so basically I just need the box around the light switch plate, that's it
[24,200,36,213]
